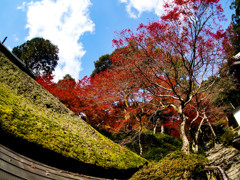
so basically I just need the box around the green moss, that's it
[220,127,238,145]
[130,151,208,180]
[0,52,147,170]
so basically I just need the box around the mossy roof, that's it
[0,51,147,171]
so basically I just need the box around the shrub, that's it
[122,131,182,161]
[130,151,208,180]
[220,127,238,145]
[142,147,169,162]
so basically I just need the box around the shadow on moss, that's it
[0,129,142,179]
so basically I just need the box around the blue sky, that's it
[0,0,234,81]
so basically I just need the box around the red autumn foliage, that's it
[111,0,229,153]
[35,0,230,154]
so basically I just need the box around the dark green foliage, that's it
[220,127,238,145]
[141,132,182,161]
[12,37,59,75]
[231,0,240,53]
[215,88,240,110]
[107,130,182,161]
[212,64,240,116]
[62,74,75,81]
[142,147,169,162]
[229,1,240,94]
[130,151,208,180]
[91,54,111,77]
[57,74,76,85]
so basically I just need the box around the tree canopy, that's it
[37,0,231,156]
[111,0,229,154]
[213,0,240,113]
[230,0,240,82]
[12,37,59,75]
[231,0,240,53]
[91,54,112,77]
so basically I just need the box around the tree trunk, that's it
[136,116,143,155]
[192,141,198,153]
[153,125,157,135]
[205,115,216,138]
[192,117,205,153]
[138,130,143,155]
[204,113,217,148]
[180,113,190,154]
[161,125,164,134]
[153,118,159,134]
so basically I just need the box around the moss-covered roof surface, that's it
[0,51,147,178]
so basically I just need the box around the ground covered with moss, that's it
[0,52,147,176]
[130,151,208,180]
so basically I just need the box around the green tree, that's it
[91,54,112,77]
[62,74,75,81]
[231,0,240,53]
[12,37,59,75]
[213,1,240,116]
[57,74,76,88]
[230,0,240,82]
[211,62,240,129]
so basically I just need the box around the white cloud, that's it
[17,2,27,11]
[120,0,165,18]
[24,0,95,81]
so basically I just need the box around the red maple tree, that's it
[112,0,229,154]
